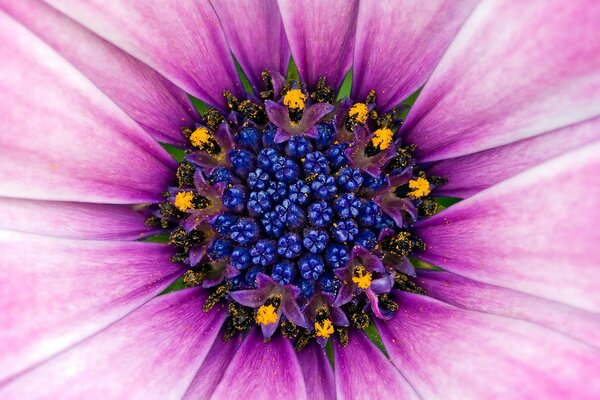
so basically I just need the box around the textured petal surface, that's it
[415,143,600,312]
[352,0,479,111]
[0,230,184,384]
[297,342,335,400]
[211,329,308,399]
[428,115,600,198]
[46,0,243,109]
[402,0,600,161]
[211,0,289,92]
[417,270,600,348]
[377,292,600,399]
[0,13,176,203]
[0,288,226,399]
[2,0,198,146]
[0,197,154,240]
[334,332,420,400]
[277,0,358,89]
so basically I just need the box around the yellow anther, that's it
[352,265,372,289]
[283,89,306,110]
[315,319,334,338]
[348,103,368,124]
[408,176,431,199]
[174,191,195,212]
[190,127,212,148]
[255,304,278,325]
[372,128,393,150]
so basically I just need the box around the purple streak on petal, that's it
[281,296,308,328]
[350,246,385,273]
[428,115,600,198]
[415,142,600,313]
[334,331,420,400]
[352,0,478,112]
[211,0,289,92]
[277,0,358,90]
[377,194,417,226]
[228,288,271,308]
[0,230,184,384]
[333,267,354,308]
[46,0,243,110]
[402,0,600,162]
[1,0,199,146]
[211,329,308,399]
[0,288,227,398]
[417,270,600,348]
[0,14,176,203]
[384,254,416,277]
[365,288,387,320]
[202,261,239,288]
[267,101,334,142]
[297,341,335,400]
[377,291,600,399]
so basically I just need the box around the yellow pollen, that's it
[315,319,334,338]
[283,89,306,110]
[408,176,431,198]
[255,304,278,325]
[174,191,195,212]
[348,103,368,124]
[372,128,393,150]
[190,127,212,148]
[352,265,372,289]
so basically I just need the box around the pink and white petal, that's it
[0,13,176,203]
[334,331,420,400]
[428,115,600,198]
[297,341,335,400]
[182,333,244,400]
[415,142,600,312]
[417,270,600,348]
[402,0,600,162]
[277,0,358,90]
[46,0,243,110]
[0,230,184,384]
[0,197,155,240]
[352,0,479,112]
[2,0,198,146]
[377,292,600,399]
[211,329,308,399]
[0,288,226,399]
[211,0,290,92]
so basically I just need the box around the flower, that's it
[1,0,600,399]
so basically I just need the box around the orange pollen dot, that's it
[174,191,196,212]
[352,265,372,289]
[283,89,306,110]
[190,127,212,148]
[315,319,334,338]
[348,103,368,124]
[255,304,279,325]
[372,128,393,150]
[408,176,431,198]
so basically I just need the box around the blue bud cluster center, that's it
[207,122,397,298]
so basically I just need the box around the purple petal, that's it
[417,270,600,348]
[0,288,226,398]
[0,13,176,203]
[377,291,600,399]
[415,142,600,312]
[277,0,358,89]
[297,342,335,399]
[266,101,334,142]
[211,329,308,399]
[47,0,243,110]
[211,0,289,92]
[402,0,600,162]
[352,0,479,111]
[334,331,420,400]
[428,115,600,198]
[0,230,184,383]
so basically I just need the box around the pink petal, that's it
[402,0,600,162]
[377,292,600,399]
[277,0,358,89]
[0,13,176,203]
[0,230,184,383]
[415,142,600,312]
[334,331,420,400]
[0,288,226,399]
[352,0,479,111]
[417,270,600,348]
[211,329,308,399]
[297,341,335,399]
[46,0,243,110]
[0,197,155,240]
[428,115,600,198]
[211,0,290,92]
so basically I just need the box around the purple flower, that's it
[1,0,600,399]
